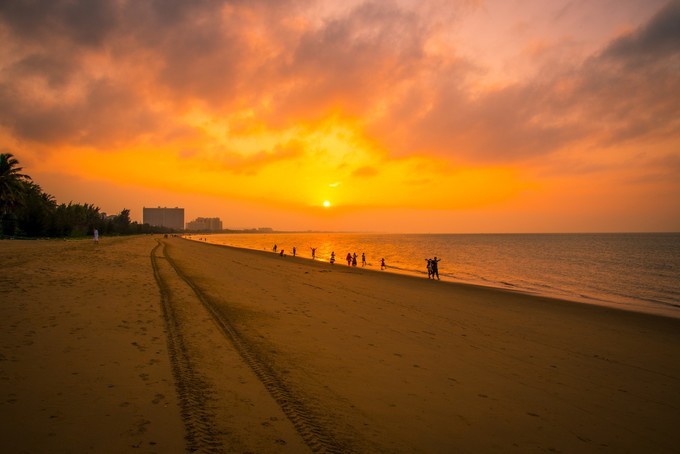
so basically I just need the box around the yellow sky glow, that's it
[1,0,678,232]
[47,113,531,215]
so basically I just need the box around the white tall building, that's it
[143,207,185,230]
[186,217,223,232]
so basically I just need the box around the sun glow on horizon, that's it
[35,125,532,216]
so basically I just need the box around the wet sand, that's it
[1,235,679,452]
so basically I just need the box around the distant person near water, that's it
[280,249,285,257]
[352,253,358,267]
[311,247,316,259]
[273,244,277,253]
[330,251,335,264]
[381,258,386,270]
[292,247,296,257]
[362,253,366,267]
[346,253,352,266]
[425,258,433,279]
[431,257,441,280]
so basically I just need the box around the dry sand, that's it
[1,235,679,453]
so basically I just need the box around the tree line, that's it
[1,153,176,238]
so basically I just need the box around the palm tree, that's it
[16,182,57,237]
[1,153,32,235]
[0,153,32,213]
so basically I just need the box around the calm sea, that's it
[194,232,680,319]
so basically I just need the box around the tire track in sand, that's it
[159,240,349,454]
[151,241,223,453]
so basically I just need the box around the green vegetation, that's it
[0,153,175,238]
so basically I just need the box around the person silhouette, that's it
[330,251,335,264]
[380,258,386,270]
[292,247,296,257]
[346,253,352,266]
[361,253,366,267]
[431,257,441,280]
[352,253,358,267]
[311,247,317,259]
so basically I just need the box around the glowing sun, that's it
[323,200,331,208]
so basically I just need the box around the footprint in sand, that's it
[131,342,146,352]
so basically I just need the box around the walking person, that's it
[352,253,358,267]
[346,252,352,266]
[425,258,432,279]
[311,247,317,259]
[273,244,277,253]
[330,251,335,264]
[292,246,296,257]
[361,253,366,267]
[93,229,99,243]
[380,258,386,270]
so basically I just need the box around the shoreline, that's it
[187,236,680,321]
[2,235,679,452]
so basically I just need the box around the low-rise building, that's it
[186,217,223,231]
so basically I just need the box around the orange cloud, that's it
[0,0,677,232]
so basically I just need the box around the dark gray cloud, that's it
[0,76,162,146]
[574,1,680,147]
[5,53,77,89]
[0,0,119,47]
[601,0,680,63]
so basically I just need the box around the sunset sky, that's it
[1,0,678,233]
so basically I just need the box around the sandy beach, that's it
[2,235,679,453]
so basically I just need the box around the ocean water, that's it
[193,232,680,319]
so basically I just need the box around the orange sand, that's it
[2,235,679,452]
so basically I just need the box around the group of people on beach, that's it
[342,252,368,267]
[287,247,373,268]
[329,250,386,269]
[274,244,316,260]
[273,244,437,278]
